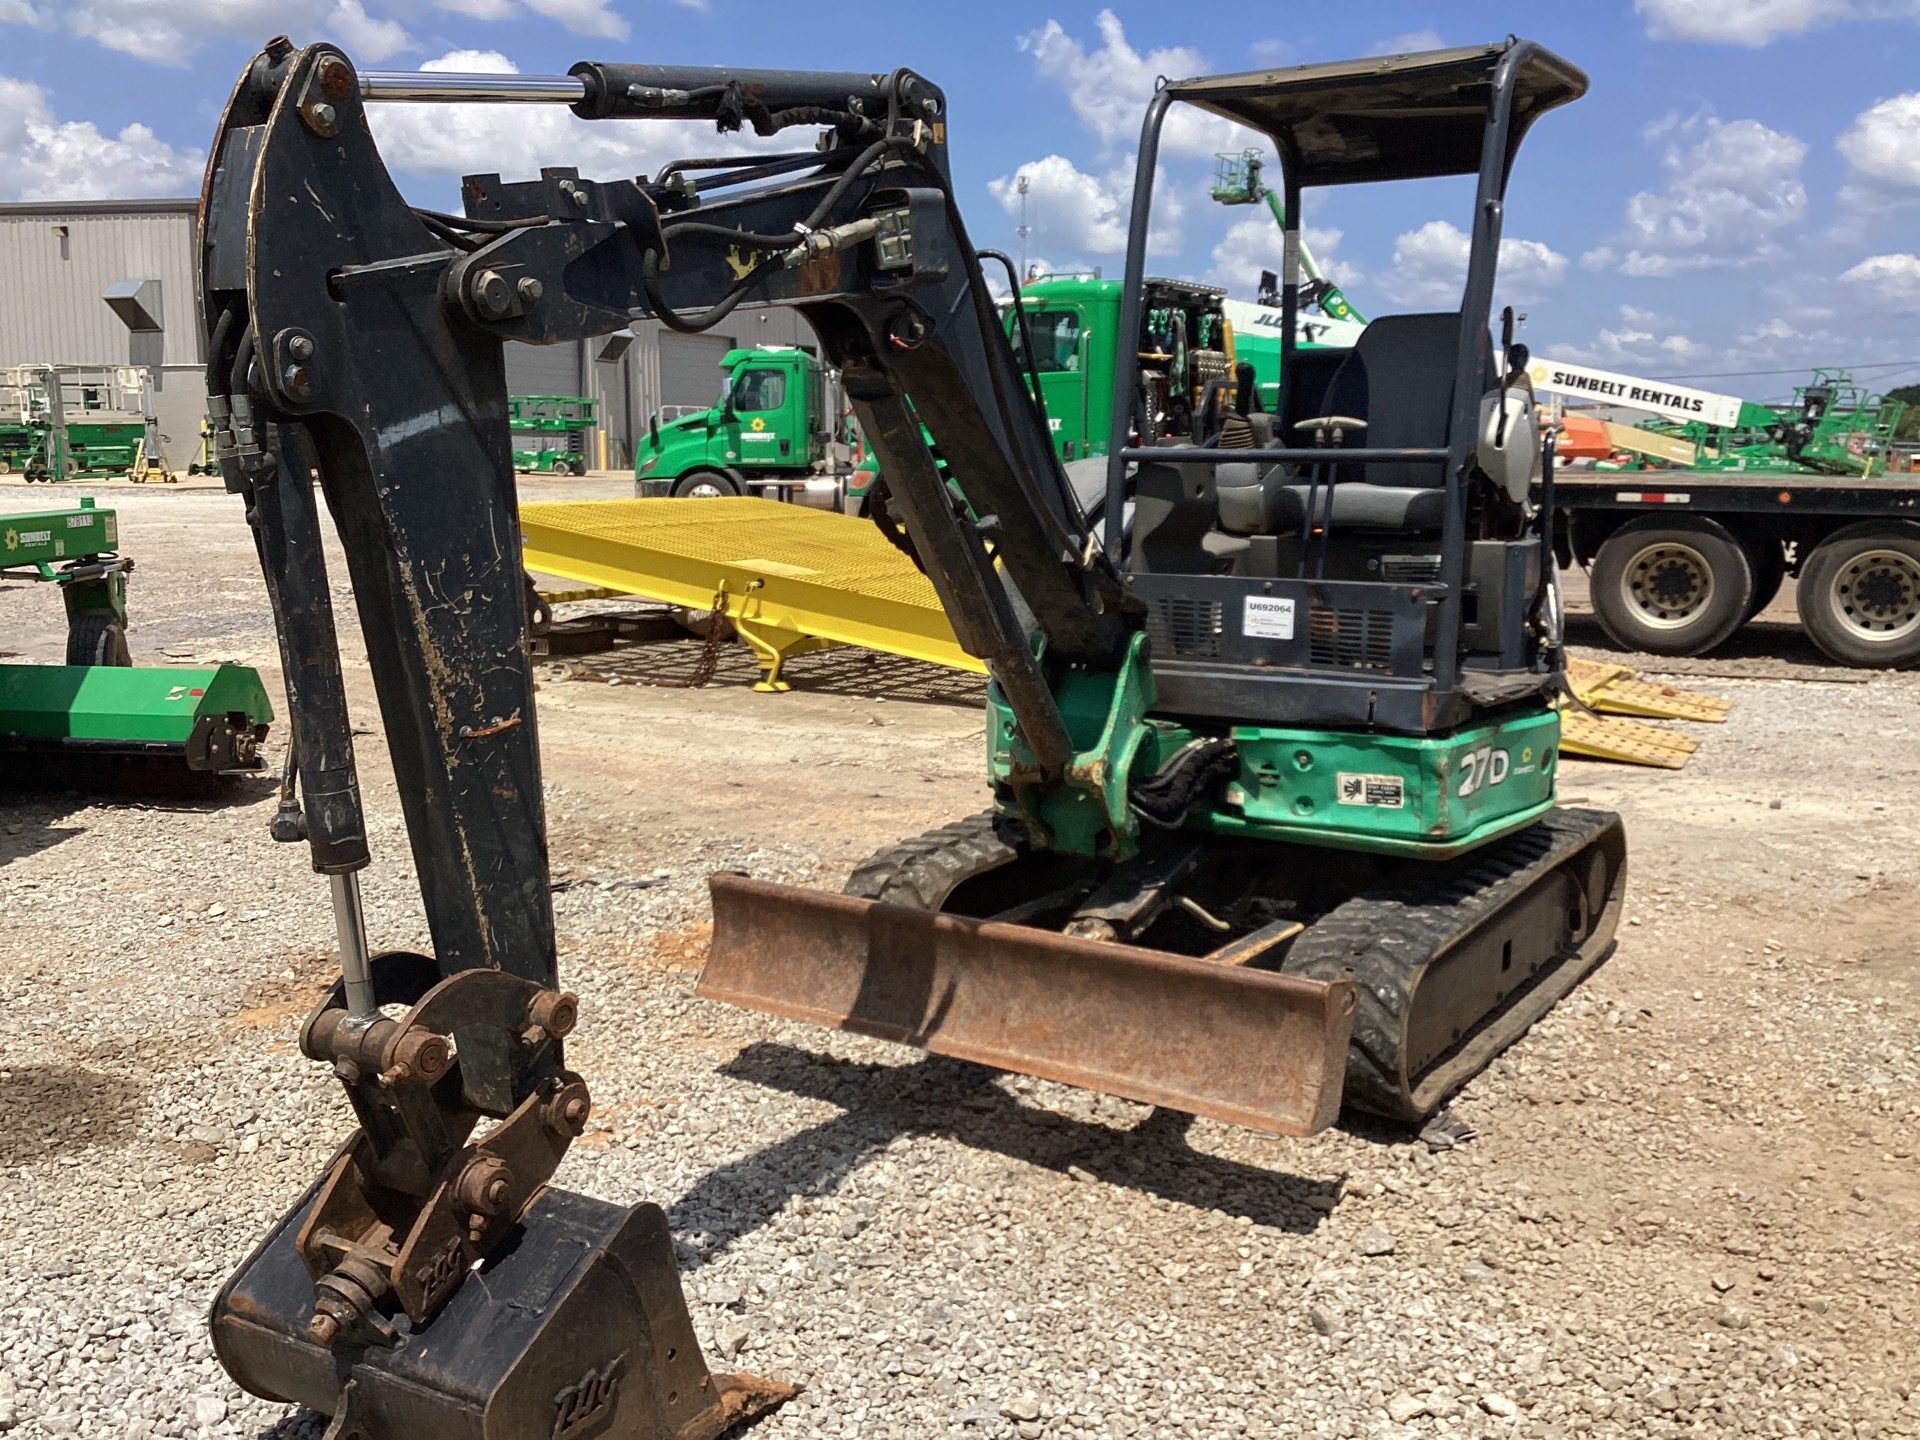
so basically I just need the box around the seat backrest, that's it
[1317,312,1465,489]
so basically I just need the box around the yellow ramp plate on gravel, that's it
[1558,707,1699,768]
[519,498,985,677]
[1566,657,1733,723]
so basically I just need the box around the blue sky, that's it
[4,0,1920,403]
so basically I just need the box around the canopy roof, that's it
[1164,41,1587,189]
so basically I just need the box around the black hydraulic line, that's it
[229,326,257,399]
[205,304,238,395]
[976,248,1054,450]
[656,150,820,181]
[640,248,781,334]
[949,219,1084,560]
[643,135,905,334]
[413,207,549,233]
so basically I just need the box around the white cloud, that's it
[521,0,630,39]
[1366,29,1445,56]
[368,50,772,189]
[1377,220,1567,307]
[1637,0,1920,45]
[989,155,1126,257]
[1584,115,1806,276]
[1,0,641,61]
[2,0,415,65]
[1547,305,1711,369]
[1841,253,1920,311]
[0,74,205,200]
[1019,11,1251,157]
[1838,93,1920,190]
[986,153,1187,265]
[1205,214,1357,298]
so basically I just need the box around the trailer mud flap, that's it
[701,873,1360,1136]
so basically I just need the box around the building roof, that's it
[0,198,197,218]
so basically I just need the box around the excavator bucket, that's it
[700,873,1360,1135]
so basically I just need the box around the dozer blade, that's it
[701,873,1360,1135]
[214,1183,794,1440]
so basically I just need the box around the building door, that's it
[657,333,735,415]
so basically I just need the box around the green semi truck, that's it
[633,346,853,505]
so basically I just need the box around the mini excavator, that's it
[200,35,1622,1439]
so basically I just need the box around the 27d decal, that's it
[1458,746,1510,797]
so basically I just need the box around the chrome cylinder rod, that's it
[359,71,587,103]
[328,871,378,1019]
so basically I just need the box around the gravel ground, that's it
[1,479,1916,1440]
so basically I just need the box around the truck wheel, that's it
[1796,523,1920,668]
[1742,536,1785,622]
[68,615,132,666]
[672,469,743,498]
[1590,517,1753,656]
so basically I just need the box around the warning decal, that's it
[1336,772,1405,808]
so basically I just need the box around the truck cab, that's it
[845,275,1234,516]
[635,346,839,501]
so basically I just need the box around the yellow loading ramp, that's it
[520,498,1729,767]
[519,498,987,691]
[1558,658,1732,768]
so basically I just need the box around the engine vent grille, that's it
[1309,606,1394,670]
[1147,597,1224,658]
[1380,553,1443,584]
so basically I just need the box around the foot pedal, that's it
[213,1183,794,1440]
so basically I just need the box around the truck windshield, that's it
[1009,310,1082,373]
[734,368,787,412]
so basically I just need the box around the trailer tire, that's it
[1590,517,1753,656]
[1741,536,1786,622]
[67,615,131,667]
[672,468,744,498]
[1795,522,1920,668]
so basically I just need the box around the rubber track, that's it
[1284,806,1627,1122]
[843,812,1022,911]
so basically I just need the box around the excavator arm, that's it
[195,36,1177,1440]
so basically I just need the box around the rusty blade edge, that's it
[698,873,1358,1136]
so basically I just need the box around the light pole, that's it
[1017,173,1031,283]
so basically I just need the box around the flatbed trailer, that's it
[1552,467,1920,666]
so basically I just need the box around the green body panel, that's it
[989,634,1155,857]
[1,498,117,569]
[634,348,822,494]
[0,663,274,744]
[988,665,1560,860]
[1198,710,1560,857]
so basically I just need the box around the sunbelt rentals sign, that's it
[1526,358,1744,429]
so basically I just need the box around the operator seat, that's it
[1216,312,1466,536]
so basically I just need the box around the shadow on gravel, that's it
[0,763,278,806]
[1566,613,1834,670]
[0,1065,142,1163]
[0,793,89,868]
[676,1042,1336,1260]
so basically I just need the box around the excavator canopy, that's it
[1165,41,1588,188]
